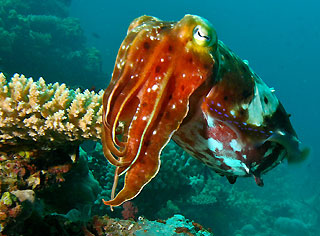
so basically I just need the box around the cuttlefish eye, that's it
[193,23,216,47]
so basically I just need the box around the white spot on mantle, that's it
[208,138,223,152]
[152,85,158,91]
[218,156,246,176]
[229,139,241,152]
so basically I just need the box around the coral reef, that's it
[86,214,213,236]
[0,73,103,233]
[275,217,309,236]
[0,73,103,232]
[0,145,100,234]
[0,73,103,148]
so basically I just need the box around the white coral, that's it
[0,73,103,146]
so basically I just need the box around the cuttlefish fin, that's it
[267,130,309,163]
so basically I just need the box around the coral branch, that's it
[0,73,103,148]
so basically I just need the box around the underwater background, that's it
[0,0,319,235]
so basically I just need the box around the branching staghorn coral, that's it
[0,73,103,148]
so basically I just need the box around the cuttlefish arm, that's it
[101,15,217,207]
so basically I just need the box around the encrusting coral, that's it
[0,73,103,147]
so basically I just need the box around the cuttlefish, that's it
[101,15,308,207]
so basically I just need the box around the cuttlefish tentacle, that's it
[102,29,158,166]
[103,63,190,206]
[102,15,216,206]
[103,66,173,205]
[104,39,176,206]
[101,127,128,167]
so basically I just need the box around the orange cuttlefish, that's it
[101,15,308,207]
